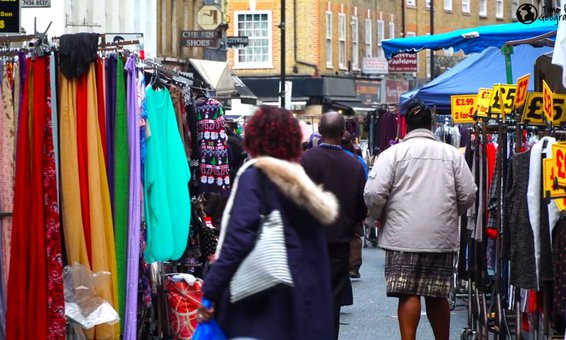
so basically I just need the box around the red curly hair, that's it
[244,105,303,162]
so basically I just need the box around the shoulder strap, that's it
[257,168,271,215]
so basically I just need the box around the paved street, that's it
[339,246,468,340]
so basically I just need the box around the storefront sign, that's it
[362,57,388,74]
[521,92,545,125]
[384,79,408,104]
[226,36,249,48]
[22,0,50,7]
[515,73,530,109]
[0,0,20,34]
[544,158,566,199]
[552,142,566,188]
[180,30,219,48]
[197,5,222,30]
[475,88,492,118]
[450,95,476,124]
[388,53,418,73]
[355,80,381,105]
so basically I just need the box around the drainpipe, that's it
[293,0,320,77]
[401,0,405,37]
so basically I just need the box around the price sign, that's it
[521,92,545,125]
[552,93,566,127]
[555,197,566,211]
[552,142,566,188]
[543,79,554,123]
[450,95,476,123]
[476,88,492,118]
[489,84,517,119]
[515,73,530,109]
[543,158,566,199]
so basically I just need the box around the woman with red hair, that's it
[198,106,338,340]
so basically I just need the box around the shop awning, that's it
[382,19,556,60]
[328,98,375,114]
[189,59,236,96]
[232,75,258,105]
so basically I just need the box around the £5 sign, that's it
[450,95,476,123]
[490,84,517,119]
[521,92,545,126]
[552,142,566,188]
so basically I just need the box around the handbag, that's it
[229,170,294,303]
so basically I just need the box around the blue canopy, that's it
[400,44,552,114]
[383,19,556,60]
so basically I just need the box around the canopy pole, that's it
[502,45,514,85]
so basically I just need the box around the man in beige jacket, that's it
[364,99,476,340]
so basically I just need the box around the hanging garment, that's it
[50,53,61,208]
[105,56,117,210]
[552,217,566,334]
[114,56,129,327]
[196,98,230,194]
[144,86,191,262]
[85,63,120,339]
[97,58,108,165]
[43,59,66,339]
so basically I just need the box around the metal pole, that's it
[430,0,434,79]
[280,0,286,108]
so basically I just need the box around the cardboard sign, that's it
[521,92,545,125]
[543,79,554,123]
[552,142,566,188]
[489,84,517,119]
[544,158,566,199]
[476,88,492,118]
[450,95,476,123]
[555,197,566,211]
[552,93,566,127]
[515,73,530,109]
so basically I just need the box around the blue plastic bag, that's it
[193,299,227,340]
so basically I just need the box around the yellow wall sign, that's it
[543,79,554,123]
[521,92,545,125]
[476,88,492,118]
[552,142,566,188]
[543,158,566,199]
[515,73,530,109]
[489,84,517,119]
[450,95,476,123]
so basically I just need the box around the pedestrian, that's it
[197,105,338,340]
[364,99,476,340]
[301,111,367,340]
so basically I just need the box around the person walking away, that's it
[364,100,476,340]
[341,131,368,279]
[301,112,367,340]
[197,106,338,340]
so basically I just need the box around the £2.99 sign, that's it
[450,95,476,123]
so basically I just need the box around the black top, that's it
[301,146,367,244]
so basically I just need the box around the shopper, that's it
[301,111,367,340]
[197,106,338,340]
[364,99,476,340]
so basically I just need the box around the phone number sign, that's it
[0,0,20,34]
[450,95,476,124]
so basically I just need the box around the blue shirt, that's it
[343,149,368,179]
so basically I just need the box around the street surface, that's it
[339,246,468,340]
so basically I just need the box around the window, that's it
[407,32,418,73]
[351,16,359,70]
[426,0,431,8]
[479,0,487,16]
[496,0,504,18]
[389,21,395,39]
[377,19,384,46]
[338,13,346,68]
[462,0,470,13]
[426,47,431,78]
[512,0,518,16]
[235,11,272,68]
[444,0,452,11]
[365,19,372,57]
[406,0,416,6]
[326,11,332,67]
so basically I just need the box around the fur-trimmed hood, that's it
[253,157,339,225]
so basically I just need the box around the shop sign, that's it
[226,36,249,48]
[450,95,476,124]
[489,84,517,119]
[388,53,418,73]
[384,79,408,104]
[362,57,388,74]
[22,0,50,7]
[515,73,530,109]
[543,158,566,199]
[521,92,545,126]
[552,142,566,189]
[180,30,219,48]
[355,80,381,105]
[475,88,492,118]
[197,5,222,30]
[0,0,20,34]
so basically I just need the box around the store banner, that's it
[0,0,20,34]
[355,80,381,105]
[384,79,408,104]
[362,57,388,75]
[388,53,418,73]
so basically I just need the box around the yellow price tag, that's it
[515,73,530,109]
[552,142,566,189]
[551,93,566,127]
[543,79,554,123]
[450,95,476,124]
[489,84,517,119]
[544,158,566,199]
[555,197,566,211]
[476,88,492,118]
[521,92,545,125]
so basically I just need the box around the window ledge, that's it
[444,9,453,13]
[462,11,471,16]
[326,63,334,69]
[496,16,504,20]
[479,13,488,18]
[339,66,348,70]
[406,4,417,9]
[233,63,274,70]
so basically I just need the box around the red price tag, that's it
[515,73,530,109]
